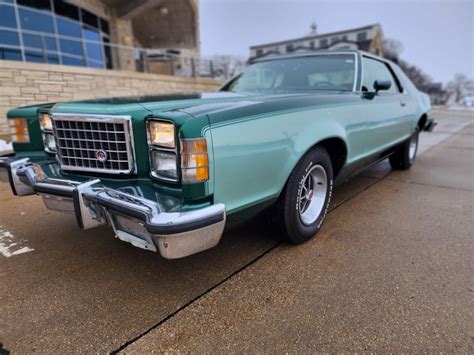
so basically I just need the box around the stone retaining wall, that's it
[0,60,222,135]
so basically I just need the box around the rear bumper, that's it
[424,117,437,132]
[0,157,226,259]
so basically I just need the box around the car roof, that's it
[251,49,390,65]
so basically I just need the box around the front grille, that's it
[52,114,135,174]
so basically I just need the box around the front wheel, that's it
[271,146,333,244]
[389,128,419,170]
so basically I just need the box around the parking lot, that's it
[0,108,472,352]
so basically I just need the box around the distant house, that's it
[249,23,384,60]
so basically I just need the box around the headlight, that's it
[148,121,175,148]
[39,112,52,131]
[151,150,178,180]
[43,133,57,153]
[38,111,56,153]
[8,118,30,143]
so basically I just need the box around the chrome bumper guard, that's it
[0,158,226,259]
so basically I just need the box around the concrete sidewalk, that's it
[124,125,474,352]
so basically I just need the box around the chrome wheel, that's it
[298,165,328,226]
[409,132,418,161]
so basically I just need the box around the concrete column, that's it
[109,11,136,72]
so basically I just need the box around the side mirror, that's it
[373,80,391,93]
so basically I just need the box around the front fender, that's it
[209,107,353,214]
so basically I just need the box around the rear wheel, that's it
[270,146,333,244]
[389,128,419,170]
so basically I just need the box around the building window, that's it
[286,44,293,52]
[0,4,17,28]
[320,38,328,47]
[0,0,110,68]
[331,36,340,44]
[357,32,367,41]
[342,35,348,41]
[309,41,315,49]
[256,49,263,56]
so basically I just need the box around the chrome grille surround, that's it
[51,113,136,175]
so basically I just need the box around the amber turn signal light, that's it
[181,138,209,183]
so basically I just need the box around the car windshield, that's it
[223,54,356,94]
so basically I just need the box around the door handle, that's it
[400,101,406,107]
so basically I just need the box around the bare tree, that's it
[383,38,448,104]
[383,38,403,62]
[446,73,469,103]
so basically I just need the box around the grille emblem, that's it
[95,150,108,162]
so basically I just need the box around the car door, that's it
[361,56,410,155]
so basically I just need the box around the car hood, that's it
[52,91,359,123]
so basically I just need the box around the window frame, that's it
[222,52,359,93]
[360,54,403,94]
[0,0,110,68]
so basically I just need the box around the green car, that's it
[0,50,436,259]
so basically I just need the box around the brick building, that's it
[0,0,223,137]
[249,24,384,61]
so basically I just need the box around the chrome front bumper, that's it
[0,157,226,259]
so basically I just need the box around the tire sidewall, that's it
[284,147,333,243]
[408,128,419,165]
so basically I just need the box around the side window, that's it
[362,57,399,94]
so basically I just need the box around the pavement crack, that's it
[110,242,281,354]
[388,178,473,192]
[112,173,392,353]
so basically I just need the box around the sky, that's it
[199,0,474,84]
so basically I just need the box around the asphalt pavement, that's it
[0,108,472,353]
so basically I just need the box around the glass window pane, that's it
[83,27,100,42]
[19,8,54,33]
[81,8,98,28]
[100,18,109,35]
[46,53,59,64]
[0,0,15,3]
[54,0,79,21]
[0,4,17,28]
[226,54,355,93]
[57,17,81,37]
[0,30,20,46]
[0,47,21,60]
[61,55,84,66]
[86,43,102,61]
[357,32,367,41]
[25,50,46,63]
[17,0,51,11]
[44,36,57,51]
[362,57,398,93]
[22,33,56,51]
[103,37,112,69]
[60,38,83,56]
